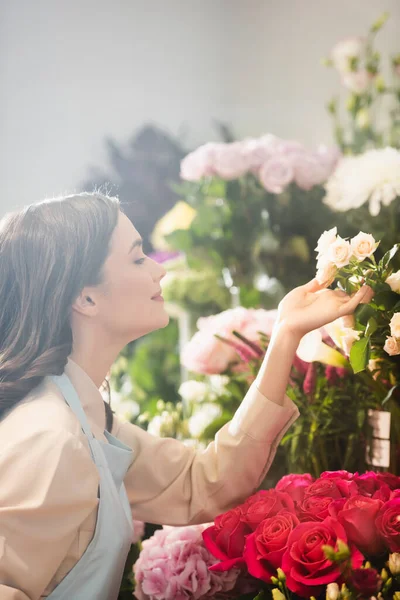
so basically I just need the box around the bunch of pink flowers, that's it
[133,524,240,600]
[180,135,340,194]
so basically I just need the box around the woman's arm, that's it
[116,279,373,526]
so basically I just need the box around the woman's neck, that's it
[70,325,123,388]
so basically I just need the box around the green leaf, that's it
[371,291,398,311]
[380,244,399,270]
[349,337,371,373]
[365,316,378,338]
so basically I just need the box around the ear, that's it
[72,289,99,317]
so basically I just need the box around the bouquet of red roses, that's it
[202,470,400,599]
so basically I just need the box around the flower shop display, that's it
[323,13,400,153]
[133,470,400,600]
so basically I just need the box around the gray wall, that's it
[1,0,399,215]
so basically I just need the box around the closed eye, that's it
[134,257,146,265]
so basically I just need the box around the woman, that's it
[0,193,373,600]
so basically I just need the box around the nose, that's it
[149,255,167,282]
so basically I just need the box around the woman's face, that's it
[91,212,169,342]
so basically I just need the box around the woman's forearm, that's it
[255,323,302,406]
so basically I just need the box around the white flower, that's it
[350,232,378,261]
[324,148,400,215]
[188,403,222,438]
[325,316,360,356]
[315,227,338,257]
[316,260,337,287]
[384,336,400,356]
[327,236,353,268]
[390,313,400,338]
[342,69,373,94]
[326,582,340,600]
[178,380,209,403]
[386,270,400,293]
[330,37,366,74]
[297,329,348,367]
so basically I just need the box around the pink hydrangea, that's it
[134,524,239,600]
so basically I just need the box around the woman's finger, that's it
[339,285,373,315]
[303,278,324,293]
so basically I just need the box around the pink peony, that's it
[180,143,218,181]
[134,525,239,600]
[181,308,277,375]
[212,142,251,180]
[180,331,237,375]
[259,155,294,194]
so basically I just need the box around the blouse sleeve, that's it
[0,429,99,600]
[113,382,299,526]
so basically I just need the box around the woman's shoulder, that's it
[0,376,83,454]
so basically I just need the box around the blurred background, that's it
[1,0,399,217]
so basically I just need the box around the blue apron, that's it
[47,373,134,600]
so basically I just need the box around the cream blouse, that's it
[0,359,299,599]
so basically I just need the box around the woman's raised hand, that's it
[276,278,374,338]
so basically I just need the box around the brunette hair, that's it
[0,192,120,427]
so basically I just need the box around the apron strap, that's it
[50,373,94,440]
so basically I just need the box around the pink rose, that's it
[213,142,251,180]
[180,143,218,181]
[275,473,314,503]
[244,511,300,583]
[259,155,294,194]
[181,331,237,374]
[281,517,363,598]
[376,497,400,552]
[320,470,356,481]
[338,495,385,555]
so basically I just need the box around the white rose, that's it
[178,380,209,403]
[327,236,353,268]
[330,37,366,74]
[315,227,337,257]
[386,270,400,293]
[390,313,400,338]
[384,336,400,356]
[316,260,337,287]
[350,231,378,261]
[342,70,373,94]
[326,582,340,600]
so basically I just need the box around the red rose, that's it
[328,498,347,519]
[202,507,250,571]
[376,472,400,491]
[244,511,300,583]
[305,477,358,499]
[338,495,385,556]
[372,483,392,503]
[275,473,314,503]
[320,470,356,481]
[281,517,363,598]
[298,495,334,521]
[375,497,400,552]
[351,568,382,596]
[354,472,380,496]
[240,489,295,530]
